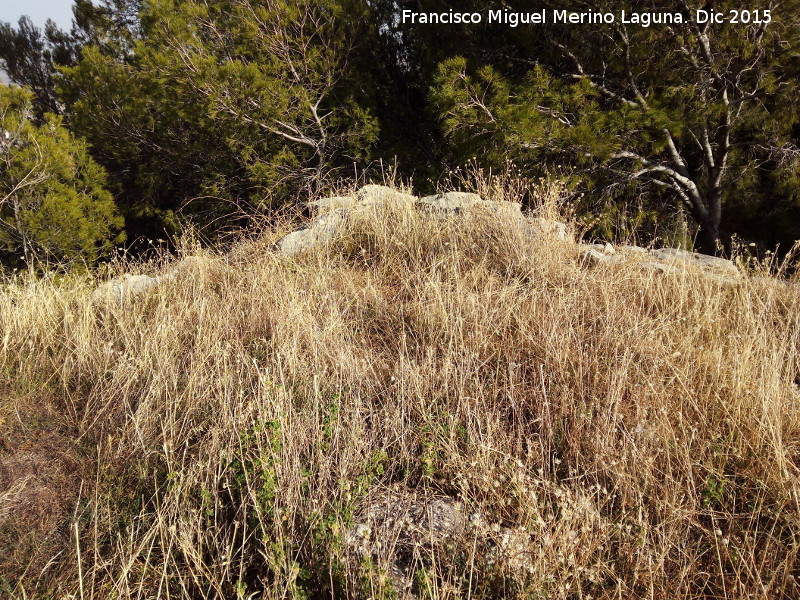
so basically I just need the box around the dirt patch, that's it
[0,398,88,593]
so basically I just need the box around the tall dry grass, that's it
[1,188,800,599]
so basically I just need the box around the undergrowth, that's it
[1,183,800,599]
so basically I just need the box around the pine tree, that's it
[430,0,800,252]
[0,86,123,266]
[59,0,380,235]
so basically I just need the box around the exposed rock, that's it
[579,241,742,285]
[277,186,418,256]
[620,245,649,255]
[276,186,531,257]
[419,191,524,225]
[92,255,227,307]
[418,191,485,213]
[308,195,355,213]
[92,184,751,306]
[648,247,740,278]
[356,184,417,210]
[158,256,211,282]
[581,248,611,267]
[91,273,159,306]
[273,208,348,256]
[580,242,623,267]
[344,488,531,598]
[583,242,616,255]
[702,272,743,288]
[526,217,570,241]
[640,261,682,276]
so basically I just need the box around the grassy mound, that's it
[2,197,800,599]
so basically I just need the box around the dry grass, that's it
[1,188,800,599]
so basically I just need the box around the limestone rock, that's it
[277,186,418,256]
[581,248,611,267]
[308,195,356,213]
[92,255,227,307]
[418,191,485,213]
[526,217,570,241]
[640,261,681,276]
[620,245,648,255]
[273,208,348,256]
[580,241,622,267]
[91,273,160,306]
[356,184,417,209]
[648,247,740,278]
[578,242,742,285]
[701,272,743,288]
[275,186,539,257]
[419,191,524,224]
[158,256,206,282]
[344,488,531,597]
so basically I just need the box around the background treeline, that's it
[1,0,799,266]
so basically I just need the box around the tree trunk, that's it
[695,213,730,256]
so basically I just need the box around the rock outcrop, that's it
[344,488,532,597]
[93,184,747,305]
[91,255,222,307]
[274,184,569,257]
[273,209,349,256]
[578,242,742,285]
[91,273,160,305]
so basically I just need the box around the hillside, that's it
[2,184,800,599]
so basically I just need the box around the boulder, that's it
[419,191,523,221]
[273,208,348,256]
[620,245,648,255]
[580,242,617,266]
[308,195,356,213]
[639,261,681,276]
[581,248,611,267]
[526,217,570,241]
[92,255,228,307]
[91,273,160,306]
[579,242,742,284]
[418,191,485,213]
[356,184,417,210]
[344,489,528,597]
[647,247,740,278]
[275,186,539,257]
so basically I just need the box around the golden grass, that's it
[1,193,800,599]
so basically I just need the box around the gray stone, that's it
[92,255,227,307]
[356,185,417,209]
[344,488,531,597]
[640,261,681,276]
[91,273,160,306]
[526,217,570,241]
[703,272,743,288]
[582,242,615,255]
[581,248,611,267]
[647,248,740,278]
[273,208,348,256]
[418,191,522,220]
[580,244,626,268]
[578,244,743,283]
[620,245,649,255]
[308,195,356,213]
[418,191,484,213]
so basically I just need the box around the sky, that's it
[0,0,75,31]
